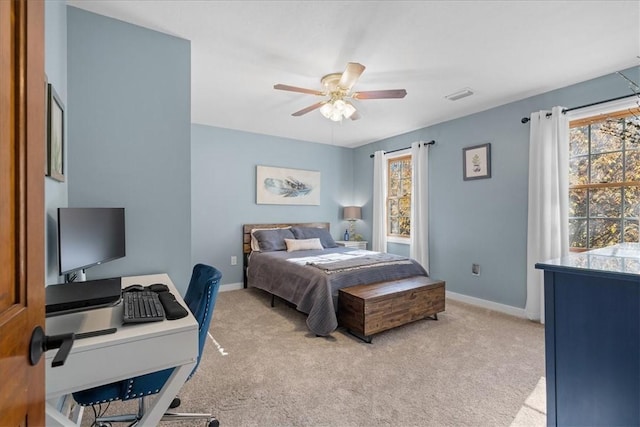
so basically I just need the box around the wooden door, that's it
[0,0,46,424]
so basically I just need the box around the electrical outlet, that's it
[472,263,480,276]
[231,256,237,266]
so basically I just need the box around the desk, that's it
[45,274,198,426]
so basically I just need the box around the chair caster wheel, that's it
[169,397,181,409]
[208,419,220,427]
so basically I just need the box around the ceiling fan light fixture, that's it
[333,99,346,111]
[320,102,333,119]
[319,99,356,121]
[343,102,356,119]
[330,110,343,122]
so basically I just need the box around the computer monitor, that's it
[57,207,126,282]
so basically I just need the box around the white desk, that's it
[45,274,198,426]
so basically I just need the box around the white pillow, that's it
[250,226,291,251]
[285,238,323,252]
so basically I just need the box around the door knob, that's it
[29,326,74,367]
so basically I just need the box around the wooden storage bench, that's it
[337,276,445,343]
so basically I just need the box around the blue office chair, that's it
[72,264,222,427]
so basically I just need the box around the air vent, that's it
[445,88,474,101]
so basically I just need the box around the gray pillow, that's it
[291,227,338,248]
[252,228,295,252]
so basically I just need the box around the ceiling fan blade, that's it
[274,84,325,96]
[338,62,365,91]
[292,101,326,116]
[352,89,407,100]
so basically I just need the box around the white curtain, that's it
[372,150,387,252]
[410,142,429,274]
[526,106,569,323]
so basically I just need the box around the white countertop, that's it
[536,243,640,277]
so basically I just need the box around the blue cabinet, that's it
[536,243,640,426]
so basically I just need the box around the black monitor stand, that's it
[64,268,87,284]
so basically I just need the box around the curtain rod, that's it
[520,94,638,124]
[368,140,435,158]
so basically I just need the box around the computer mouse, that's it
[123,284,145,292]
[147,283,169,293]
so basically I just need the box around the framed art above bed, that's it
[256,166,321,205]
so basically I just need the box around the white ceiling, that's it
[67,1,640,148]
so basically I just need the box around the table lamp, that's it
[343,206,362,240]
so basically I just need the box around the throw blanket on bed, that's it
[303,251,412,274]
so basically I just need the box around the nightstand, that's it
[336,240,368,250]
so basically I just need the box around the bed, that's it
[243,223,429,336]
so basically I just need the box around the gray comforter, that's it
[247,247,428,336]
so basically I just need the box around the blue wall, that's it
[191,124,354,285]
[67,8,193,293]
[44,0,68,285]
[354,66,640,309]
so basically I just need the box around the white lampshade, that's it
[343,102,356,119]
[320,102,333,119]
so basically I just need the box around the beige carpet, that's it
[510,377,546,427]
[81,288,545,426]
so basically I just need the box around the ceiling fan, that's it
[274,62,407,122]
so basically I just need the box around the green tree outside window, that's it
[569,109,640,250]
[387,155,411,238]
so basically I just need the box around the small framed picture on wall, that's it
[463,143,491,181]
[46,83,65,182]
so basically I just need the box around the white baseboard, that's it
[446,290,526,318]
[220,282,244,292]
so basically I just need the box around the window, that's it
[387,154,411,239]
[568,108,640,251]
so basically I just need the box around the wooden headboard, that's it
[242,222,330,288]
[242,222,330,255]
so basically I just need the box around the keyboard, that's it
[122,290,165,324]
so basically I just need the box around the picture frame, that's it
[463,143,491,180]
[44,74,49,175]
[256,165,320,205]
[46,83,64,182]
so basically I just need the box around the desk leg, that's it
[137,359,196,425]
[46,400,76,427]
